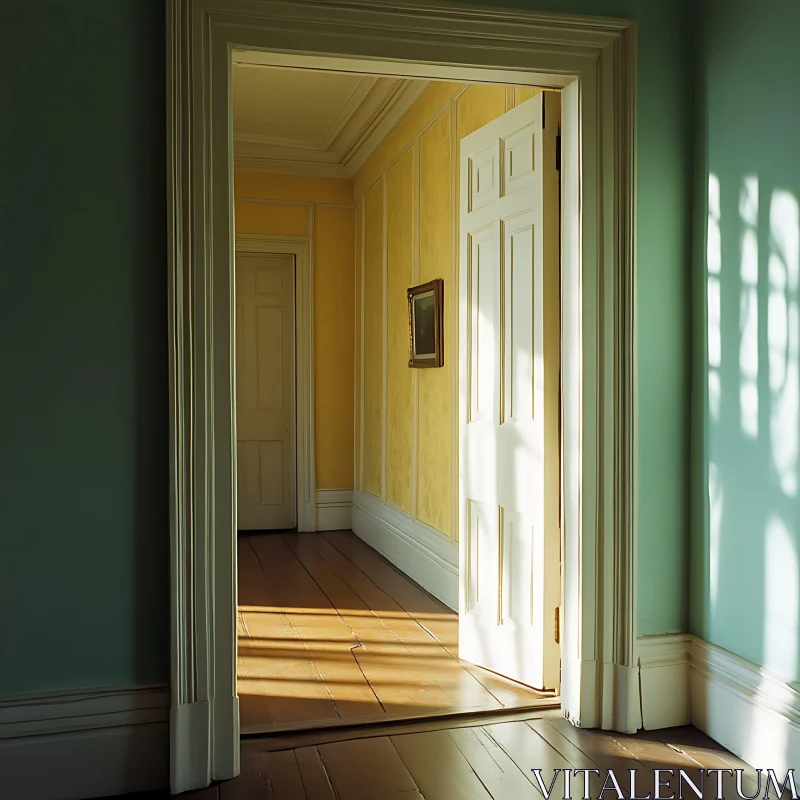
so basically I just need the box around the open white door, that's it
[458,92,561,691]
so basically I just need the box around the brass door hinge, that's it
[554,607,560,644]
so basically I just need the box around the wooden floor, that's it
[118,708,774,799]
[237,531,555,735]
[102,535,777,799]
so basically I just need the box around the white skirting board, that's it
[637,633,692,729]
[351,490,458,610]
[689,637,800,778]
[0,684,170,800]
[316,489,353,531]
[638,634,800,777]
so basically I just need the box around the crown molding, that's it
[234,132,321,151]
[233,155,347,178]
[233,138,341,164]
[319,75,382,150]
[338,79,429,174]
[233,73,430,178]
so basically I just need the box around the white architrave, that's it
[234,234,316,534]
[166,0,638,792]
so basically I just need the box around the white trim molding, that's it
[352,490,459,610]
[316,489,353,531]
[690,637,800,779]
[0,685,169,800]
[235,234,316,533]
[637,633,800,778]
[637,634,692,730]
[167,0,638,791]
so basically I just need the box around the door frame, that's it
[234,234,316,532]
[166,0,638,792]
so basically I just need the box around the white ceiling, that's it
[232,59,429,178]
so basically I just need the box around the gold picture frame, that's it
[407,278,444,368]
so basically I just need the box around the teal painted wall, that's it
[690,0,800,682]
[0,1,169,696]
[0,0,689,699]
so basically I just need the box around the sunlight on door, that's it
[459,92,561,692]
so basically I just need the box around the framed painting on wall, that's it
[408,278,444,368]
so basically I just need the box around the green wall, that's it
[0,0,689,699]
[0,1,169,696]
[690,0,800,682]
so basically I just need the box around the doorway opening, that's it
[166,4,638,789]
[232,61,563,736]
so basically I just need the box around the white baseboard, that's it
[637,634,692,729]
[638,633,800,775]
[689,637,800,777]
[0,684,170,800]
[351,490,458,610]
[316,489,353,531]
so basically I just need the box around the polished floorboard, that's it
[114,709,774,799]
[237,531,556,735]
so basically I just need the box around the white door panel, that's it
[236,253,296,530]
[459,92,561,690]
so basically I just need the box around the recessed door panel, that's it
[468,144,499,212]
[467,225,500,424]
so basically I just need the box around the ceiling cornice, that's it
[233,156,348,179]
[318,76,382,151]
[338,79,429,175]
[233,66,430,178]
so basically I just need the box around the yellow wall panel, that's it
[456,84,507,140]
[363,181,385,498]
[353,199,363,490]
[354,82,462,200]
[513,85,543,107]
[385,151,414,514]
[235,171,354,205]
[353,81,545,538]
[314,206,355,489]
[234,200,309,236]
[417,110,453,536]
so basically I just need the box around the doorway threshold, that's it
[241,702,562,752]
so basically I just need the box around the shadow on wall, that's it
[704,168,800,683]
[694,0,800,691]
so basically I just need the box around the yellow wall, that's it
[353,81,548,538]
[353,198,363,490]
[417,107,453,535]
[234,172,355,490]
[362,181,384,497]
[385,150,415,512]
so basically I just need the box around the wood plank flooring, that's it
[238,531,556,735]
[120,709,779,799]
[100,533,780,799]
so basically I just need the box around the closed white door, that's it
[236,252,296,530]
[458,92,561,690]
